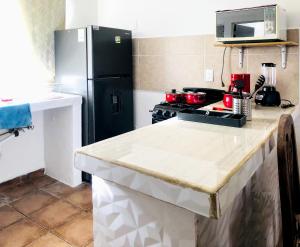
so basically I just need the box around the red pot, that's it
[165,89,183,103]
[223,93,233,108]
[185,92,206,105]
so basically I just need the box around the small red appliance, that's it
[229,74,250,93]
[223,74,250,108]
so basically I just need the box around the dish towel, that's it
[0,103,32,129]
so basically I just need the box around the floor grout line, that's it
[0,204,27,231]
[48,229,74,247]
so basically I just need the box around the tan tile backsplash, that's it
[134,29,299,103]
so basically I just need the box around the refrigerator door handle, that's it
[87,26,94,80]
[87,79,95,143]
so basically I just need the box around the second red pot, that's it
[185,92,206,105]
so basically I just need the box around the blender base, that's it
[255,86,281,106]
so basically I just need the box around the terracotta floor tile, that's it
[66,184,92,211]
[12,191,57,215]
[1,176,95,246]
[31,175,56,188]
[0,194,11,207]
[30,200,81,229]
[0,179,22,193]
[27,232,71,247]
[0,205,24,229]
[41,182,75,198]
[0,219,46,247]
[55,212,93,247]
[2,182,36,200]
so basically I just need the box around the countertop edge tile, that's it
[75,153,213,218]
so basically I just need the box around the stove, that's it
[151,88,225,124]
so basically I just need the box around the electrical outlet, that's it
[205,69,214,82]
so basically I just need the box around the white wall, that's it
[66,0,98,29]
[134,90,164,128]
[98,0,300,37]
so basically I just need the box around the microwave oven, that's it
[216,5,287,43]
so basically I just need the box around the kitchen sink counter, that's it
[75,103,299,246]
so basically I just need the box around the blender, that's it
[255,63,281,106]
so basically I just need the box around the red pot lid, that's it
[166,89,184,95]
[185,92,206,96]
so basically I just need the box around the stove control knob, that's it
[170,112,177,117]
[152,110,162,119]
[156,110,163,116]
[163,111,170,118]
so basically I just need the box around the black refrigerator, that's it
[54,26,134,180]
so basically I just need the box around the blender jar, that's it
[255,62,281,106]
[262,63,276,88]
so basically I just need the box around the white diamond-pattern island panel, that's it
[92,176,196,247]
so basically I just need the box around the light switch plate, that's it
[205,69,214,82]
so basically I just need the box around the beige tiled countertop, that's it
[75,103,297,218]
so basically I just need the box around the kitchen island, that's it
[75,104,298,247]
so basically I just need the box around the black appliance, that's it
[178,109,246,128]
[151,88,225,124]
[54,26,134,181]
[255,86,281,106]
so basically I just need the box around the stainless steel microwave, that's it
[216,5,287,43]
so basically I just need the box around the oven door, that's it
[216,5,277,42]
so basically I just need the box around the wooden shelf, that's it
[214,41,298,69]
[214,41,298,48]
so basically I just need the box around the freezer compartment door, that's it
[55,28,87,90]
[87,26,132,78]
[88,77,134,143]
